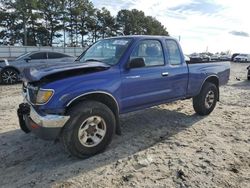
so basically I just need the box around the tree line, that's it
[0,0,169,47]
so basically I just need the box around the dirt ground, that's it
[0,62,249,188]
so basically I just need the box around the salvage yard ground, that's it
[0,62,249,188]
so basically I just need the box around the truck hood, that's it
[21,61,110,82]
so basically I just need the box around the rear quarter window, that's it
[48,52,70,59]
[30,52,47,60]
[165,40,182,65]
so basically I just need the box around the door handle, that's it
[161,72,169,77]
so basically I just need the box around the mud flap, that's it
[17,103,31,133]
[115,116,122,135]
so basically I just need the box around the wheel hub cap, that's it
[205,90,215,109]
[2,70,17,84]
[78,116,106,147]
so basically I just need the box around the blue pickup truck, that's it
[17,36,230,158]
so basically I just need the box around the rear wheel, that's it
[193,82,218,115]
[0,68,19,84]
[61,100,116,158]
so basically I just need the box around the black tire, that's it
[0,68,19,84]
[193,82,218,116]
[61,100,116,158]
[248,77,250,80]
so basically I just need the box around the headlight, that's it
[36,89,54,104]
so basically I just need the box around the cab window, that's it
[130,40,164,67]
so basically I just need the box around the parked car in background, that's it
[200,54,211,62]
[189,54,203,63]
[234,54,250,62]
[184,54,190,63]
[219,54,231,61]
[189,53,210,63]
[247,66,250,80]
[231,53,240,61]
[210,55,220,61]
[0,51,76,84]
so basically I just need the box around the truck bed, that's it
[187,61,230,97]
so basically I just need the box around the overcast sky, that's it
[92,0,250,54]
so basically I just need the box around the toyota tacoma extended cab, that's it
[17,36,230,158]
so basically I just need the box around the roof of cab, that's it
[104,35,176,40]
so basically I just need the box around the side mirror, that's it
[127,58,145,69]
[24,57,31,62]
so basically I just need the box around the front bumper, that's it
[17,103,70,140]
[234,58,247,62]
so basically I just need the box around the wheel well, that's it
[65,93,122,135]
[205,76,219,88]
[1,66,20,74]
[66,93,119,117]
[204,76,219,101]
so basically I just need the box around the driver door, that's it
[120,39,171,112]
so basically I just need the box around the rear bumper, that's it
[17,103,69,140]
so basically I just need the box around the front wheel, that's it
[193,82,218,116]
[61,100,116,158]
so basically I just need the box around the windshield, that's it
[15,52,31,60]
[78,38,132,65]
